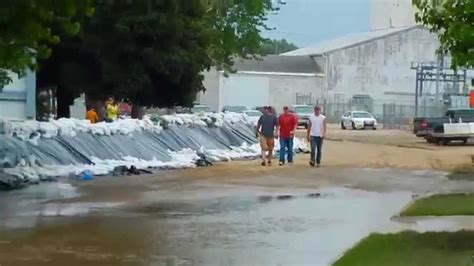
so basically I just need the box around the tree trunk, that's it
[56,86,71,118]
[131,104,144,119]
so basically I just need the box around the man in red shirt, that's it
[278,106,298,165]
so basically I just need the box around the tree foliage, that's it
[37,34,101,118]
[37,0,281,117]
[413,0,474,68]
[83,0,213,107]
[205,0,283,69]
[261,38,298,55]
[0,0,94,87]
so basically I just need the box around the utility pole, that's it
[434,54,442,107]
[415,67,419,116]
[412,59,468,114]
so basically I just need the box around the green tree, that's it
[205,0,283,69]
[0,0,94,88]
[37,35,101,118]
[261,38,298,55]
[39,0,281,117]
[413,0,474,68]
[78,0,212,111]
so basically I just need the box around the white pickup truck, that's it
[426,122,474,146]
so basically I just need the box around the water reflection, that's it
[0,182,472,265]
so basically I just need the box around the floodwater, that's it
[0,168,473,265]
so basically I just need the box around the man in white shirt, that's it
[306,106,327,167]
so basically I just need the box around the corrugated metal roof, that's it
[232,55,323,74]
[282,26,420,56]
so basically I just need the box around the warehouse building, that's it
[283,25,440,113]
[0,71,36,120]
[198,25,440,119]
[196,55,325,112]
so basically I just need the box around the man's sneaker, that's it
[316,164,321,168]
[279,162,284,166]
[267,161,272,166]
[309,161,315,167]
[288,162,293,166]
[261,161,266,166]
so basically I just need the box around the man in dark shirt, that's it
[257,106,279,166]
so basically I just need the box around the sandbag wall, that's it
[1,122,257,171]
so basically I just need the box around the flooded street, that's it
[1,166,473,265]
[2,0,473,264]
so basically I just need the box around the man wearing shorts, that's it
[257,106,279,166]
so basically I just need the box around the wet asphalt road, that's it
[0,167,473,266]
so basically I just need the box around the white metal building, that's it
[197,55,324,112]
[283,26,439,110]
[0,71,36,120]
[371,0,417,30]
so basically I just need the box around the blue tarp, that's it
[0,122,259,189]
[0,118,310,191]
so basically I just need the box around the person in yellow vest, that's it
[106,97,119,122]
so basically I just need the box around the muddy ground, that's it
[0,128,473,265]
[298,125,473,170]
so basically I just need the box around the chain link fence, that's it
[381,104,444,129]
[295,93,314,105]
[315,100,376,124]
[298,97,445,130]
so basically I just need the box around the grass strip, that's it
[400,193,474,216]
[333,230,474,266]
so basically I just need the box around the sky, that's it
[263,0,370,47]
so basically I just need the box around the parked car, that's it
[413,109,474,137]
[222,105,248,113]
[341,111,377,130]
[291,105,313,129]
[191,104,213,114]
